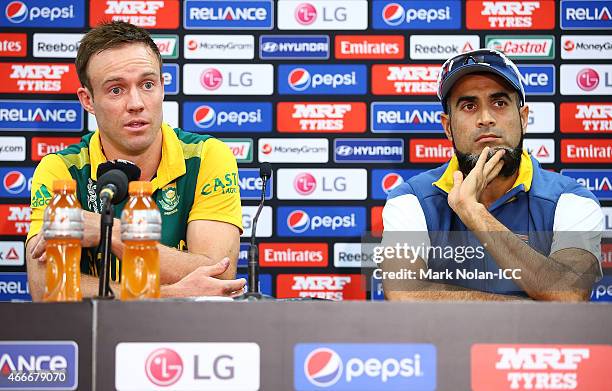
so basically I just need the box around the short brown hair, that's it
[76,21,162,93]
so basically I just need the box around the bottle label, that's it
[43,207,83,239]
[121,209,162,241]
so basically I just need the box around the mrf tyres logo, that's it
[467,1,555,29]
[372,64,440,95]
[277,274,365,300]
[90,0,179,28]
[471,344,612,391]
[560,103,612,133]
[0,63,79,94]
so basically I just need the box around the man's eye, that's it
[110,87,121,95]
[464,103,475,111]
[143,81,154,89]
[495,100,507,106]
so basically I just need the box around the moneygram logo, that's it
[258,138,329,163]
[373,1,461,30]
[485,35,554,59]
[1,0,84,28]
[372,64,440,95]
[278,206,366,237]
[278,275,366,300]
[277,102,366,133]
[184,0,273,29]
[145,348,183,386]
[185,35,254,60]
[467,0,555,29]
[0,63,80,94]
[90,0,178,28]
[560,103,612,133]
[184,102,271,133]
[279,65,367,95]
[336,35,404,59]
[561,1,612,30]
[561,35,612,59]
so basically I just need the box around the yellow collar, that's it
[432,150,533,194]
[89,123,185,190]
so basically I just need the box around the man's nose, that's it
[126,88,145,112]
[477,107,496,128]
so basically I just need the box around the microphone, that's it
[96,160,141,205]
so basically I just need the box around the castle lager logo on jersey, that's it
[560,103,612,133]
[90,0,178,28]
[277,274,365,300]
[335,35,404,60]
[466,1,555,30]
[0,100,83,131]
[485,35,555,59]
[0,33,26,57]
[277,102,366,133]
[0,0,85,28]
[185,35,255,60]
[471,344,612,391]
[518,65,555,95]
[183,64,273,95]
[409,35,479,60]
[238,168,273,200]
[183,102,272,133]
[260,243,328,267]
[0,205,30,235]
[277,206,366,237]
[0,63,80,94]
[200,172,238,196]
[278,169,367,200]
[561,1,612,30]
[221,138,253,163]
[560,169,611,200]
[31,137,80,161]
[560,65,612,95]
[278,65,367,95]
[278,0,368,30]
[410,139,453,163]
[372,1,462,30]
[371,169,425,200]
[561,139,612,163]
[259,138,328,163]
[524,138,554,163]
[152,35,178,59]
[260,35,329,60]
[561,35,612,59]
[372,65,440,95]
[184,0,273,30]
[371,102,444,133]
[334,139,404,163]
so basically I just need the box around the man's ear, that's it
[77,86,95,115]
[440,112,453,141]
[519,104,529,134]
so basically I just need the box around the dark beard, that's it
[453,132,524,179]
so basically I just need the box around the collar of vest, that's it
[89,123,186,190]
[432,149,533,195]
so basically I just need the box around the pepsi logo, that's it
[294,173,316,195]
[288,68,311,91]
[577,68,600,91]
[261,143,272,155]
[295,3,317,25]
[382,3,405,26]
[3,171,26,195]
[563,40,575,52]
[200,68,223,90]
[187,39,198,51]
[145,348,183,387]
[193,105,216,129]
[304,348,343,387]
[287,210,310,233]
[381,173,404,194]
[5,1,28,24]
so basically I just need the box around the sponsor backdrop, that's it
[0,0,611,302]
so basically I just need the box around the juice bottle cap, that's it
[52,179,76,192]
[129,181,153,194]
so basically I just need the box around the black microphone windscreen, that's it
[97,169,129,204]
[97,159,141,182]
[260,162,272,179]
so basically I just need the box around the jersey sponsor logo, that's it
[334,139,404,163]
[410,139,453,163]
[241,205,272,238]
[0,137,25,161]
[409,35,479,59]
[560,65,612,95]
[295,343,436,389]
[258,138,328,163]
[0,205,30,235]
[185,35,254,60]
[32,33,82,58]
[467,0,555,30]
[278,1,368,30]
[517,65,555,95]
[184,0,273,30]
[0,33,26,57]
[221,138,253,163]
[561,35,612,59]
[277,275,366,300]
[200,171,239,196]
[0,63,80,94]
[238,168,273,200]
[260,35,329,59]
[371,169,425,200]
[561,139,612,163]
[278,65,367,95]
[31,184,52,208]
[372,64,440,95]
[90,0,178,28]
[485,35,555,59]
[372,0,461,30]
[277,169,367,200]
[526,102,555,133]
[183,64,273,95]
[260,243,328,267]
[277,102,366,133]
[336,35,404,60]
[560,169,612,200]
[371,102,444,133]
[471,344,612,390]
[524,138,555,163]
[560,103,612,133]
[0,0,84,28]
[0,100,82,131]
[31,137,80,161]
[0,241,24,266]
[183,102,272,133]
[0,167,33,198]
[277,206,366,237]
[561,0,612,30]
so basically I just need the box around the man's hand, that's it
[448,146,506,214]
[163,258,247,298]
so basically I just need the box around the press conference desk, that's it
[2,301,611,390]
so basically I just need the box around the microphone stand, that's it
[97,187,116,299]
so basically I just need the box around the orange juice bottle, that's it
[43,179,83,302]
[120,181,161,300]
